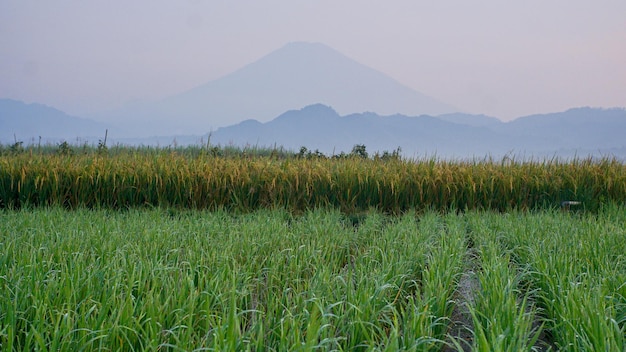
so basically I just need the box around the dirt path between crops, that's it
[442,268,555,352]
[443,270,478,352]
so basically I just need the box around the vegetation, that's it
[1,208,462,350]
[1,144,624,212]
[1,144,625,350]
[1,206,625,350]
[500,207,626,351]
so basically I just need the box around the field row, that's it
[1,207,625,350]
[2,152,625,212]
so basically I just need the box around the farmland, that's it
[1,145,625,350]
[1,145,625,212]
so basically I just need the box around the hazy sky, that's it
[1,1,625,121]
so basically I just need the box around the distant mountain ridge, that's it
[496,107,626,150]
[208,104,626,159]
[92,42,457,137]
[0,99,108,143]
[2,98,625,159]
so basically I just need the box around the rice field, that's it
[1,146,625,212]
[1,205,625,351]
[1,146,625,350]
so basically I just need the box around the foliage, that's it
[9,141,23,154]
[351,144,368,159]
[1,207,624,350]
[0,208,465,351]
[1,146,624,212]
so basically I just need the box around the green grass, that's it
[0,208,463,351]
[2,206,625,350]
[504,206,626,351]
[464,205,626,351]
[465,214,542,351]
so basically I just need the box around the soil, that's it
[442,269,555,351]
[443,270,479,352]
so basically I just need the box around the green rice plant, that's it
[465,214,542,351]
[484,208,626,351]
[417,214,467,332]
[3,206,625,350]
[1,207,470,351]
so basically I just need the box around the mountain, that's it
[496,107,626,151]
[210,104,509,157]
[208,104,626,159]
[0,99,110,144]
[94,42,457,137]
[3,97,625,160]
[436,112,502,128]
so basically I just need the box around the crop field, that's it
[1,145,625,212]
[2,206,625,351]
[0,146,625,351]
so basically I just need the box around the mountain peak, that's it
[274,104,339,123]
[98,42,457,136]
[272,41,344,58]
[281,41,335,50]
[301,103,337,114]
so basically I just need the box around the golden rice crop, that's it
[1,149,624,212]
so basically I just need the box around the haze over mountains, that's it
[1,42,625,159]
[209,104,626,159]
[3,98,624,160]
[0,99,109,144]
[90,42,457,136]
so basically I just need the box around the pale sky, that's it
[1,1,625,121]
